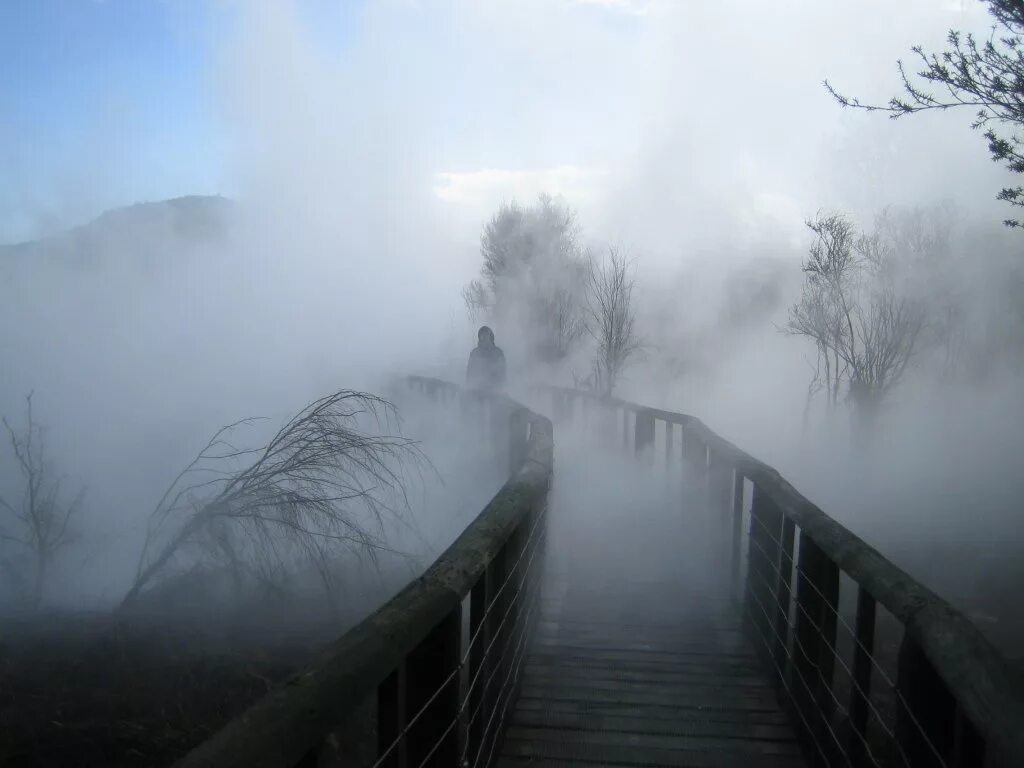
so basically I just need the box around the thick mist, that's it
[2,0,1023,661]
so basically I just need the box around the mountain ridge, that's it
[0,195,235,263]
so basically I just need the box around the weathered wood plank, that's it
[506,726,803,755]
[498,757,803,768]
[525,656,764,677]
[513,697,793,725]
[516,685,785,711]
[502,737,806,768]
[527,647,762,668]
[523,664,770,687]
[530,640,756,659]
[521,672,772,695]
[508,709,797,741]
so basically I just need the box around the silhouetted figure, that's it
[466,326,507,391]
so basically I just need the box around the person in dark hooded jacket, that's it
[466,326,506,390]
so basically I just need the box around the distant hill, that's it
[0,195,235,267]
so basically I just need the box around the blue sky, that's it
[0,0,1000,247]
[0,0,367,242]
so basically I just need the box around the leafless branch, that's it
[784,211,931,429]
[0,392,85,606]
[585,247,642,397]
[824,0,1024,226]
[119,390,429,610]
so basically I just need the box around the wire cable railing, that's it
[535,383,1024,768]
[372,492,547,768]
[173,377,553,768]
[172,377,1023,768]
[743,508,948,768]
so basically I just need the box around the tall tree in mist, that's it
[825,0,1024,226]
[585,248,642,397]
[866,203,963,378]
[120,390,425,611]
[464,195,587,365]
[786,213,928,433]
[787,214,858,418]
[0,394,84,607]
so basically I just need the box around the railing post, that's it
[553,391,574,424]
[772,516,796,690]
[681,427,708,514]
[634,409,655,461]
[478,539,509,764]
[745,484,782,669]
[466,572,490,765]
[406,606,462,768]
[792,534,840,765]
[952,709,986,767]
[896,633,957,768]
[378,667,404,768]
[459,388,484,437]
[818,556,839,727]
[681,426,705,476]
[848,588,875,767]
[792,532,821,756]
[509,407,528,476]
[708,453,734,564]
[731,472,744,601]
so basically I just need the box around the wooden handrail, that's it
[535,383,1024,768]
[174,377,553,768]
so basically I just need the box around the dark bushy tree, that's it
[465,195,587,364]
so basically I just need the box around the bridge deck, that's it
[498,448,807,768]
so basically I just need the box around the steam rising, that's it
[2,0,1023,660]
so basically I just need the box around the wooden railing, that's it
[174,377,553,768]
[536,384,1024,768]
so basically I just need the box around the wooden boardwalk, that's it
[499,581,805,768]
[498,452,807,768]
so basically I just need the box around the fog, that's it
[1,0,1022,665]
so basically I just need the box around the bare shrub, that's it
[120,390,426,611]
[0,393,84,607]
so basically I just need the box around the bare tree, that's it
[789,282,845,415]
[0,393,84,607]
[825,0,1024,226]
[786,213,928,431]
[868,204,963,379]
[119,390,426,611]
[586,248,642,397]
[847,286,927,417]
[786,214,859,411]
[462,279,489,325]
[535,284,587,362]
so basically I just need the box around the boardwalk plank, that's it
[499,481,808,768]
[501,738,806,768]
[508,710,796,741]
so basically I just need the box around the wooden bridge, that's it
[173,377,1024,768]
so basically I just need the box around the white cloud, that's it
[569,0,651,16]
[434,165,608,214]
